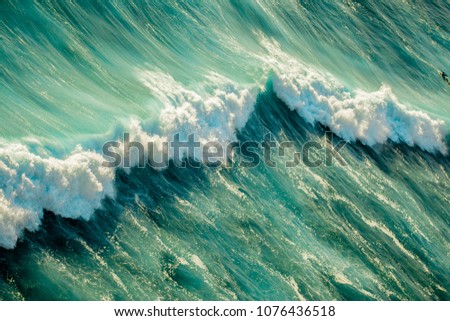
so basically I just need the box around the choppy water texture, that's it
[1,0,449,300]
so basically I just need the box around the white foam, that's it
[135,71,256,162]
[258,39,448,154]
[0,144,115,249]
[139,71,255,144]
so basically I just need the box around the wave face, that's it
[1,0,449,300]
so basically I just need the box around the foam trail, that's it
[0,144,115,249]
[259,40,448,155]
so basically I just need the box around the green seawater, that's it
[0,0,449,300]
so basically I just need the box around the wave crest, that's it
[260,40,448,154]
[0,144,115,249]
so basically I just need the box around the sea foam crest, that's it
[259,39,447,154]
[0,144,115,249]
[139,71,255,143]
[125,71,256,165]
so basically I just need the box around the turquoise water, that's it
[0,0,449,300]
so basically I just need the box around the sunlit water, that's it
[0,0,449,300]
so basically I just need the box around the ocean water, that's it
[0,0,449,300]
